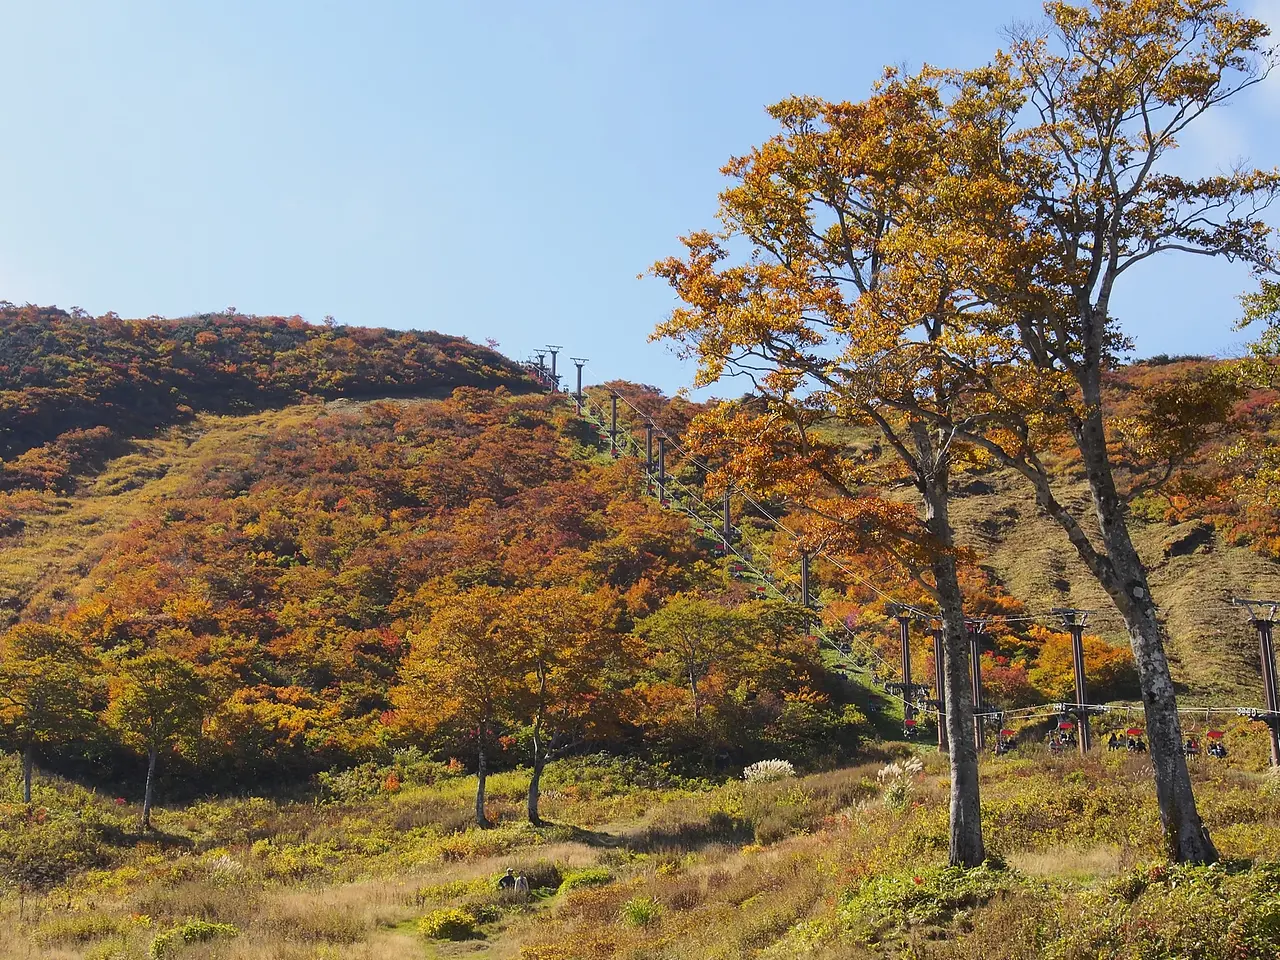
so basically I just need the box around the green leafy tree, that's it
[503,586,621,825]
[105,652,209,830]
[0,625,96,803]
[636,595,744,722]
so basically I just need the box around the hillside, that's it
[0,305,534,464]
[950,468,1280,704]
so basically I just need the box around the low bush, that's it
[560,867,614,893]
[149,920,238,959]
[839,862,1021,943]
[418,907,478,940]
[33,912,122,945]
[620,895,662,927]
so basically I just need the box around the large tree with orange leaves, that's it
[650,67,1026,868]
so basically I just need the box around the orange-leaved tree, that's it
[650,67,1025,867]
[929,0,1278,863]
[393,587,529,827]
[503,585,623,824]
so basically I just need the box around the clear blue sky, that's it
[2,1,1277,393]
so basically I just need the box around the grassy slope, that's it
[5,746,1280,960]
[948,466,1280,703]
[0,403,326,625]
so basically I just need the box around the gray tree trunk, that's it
[21,746,32,804]
[1073,403,1217,863]
[475,736,490,828]
[142,744,158,831]
[924,476,985,868]
[528,709,545,825]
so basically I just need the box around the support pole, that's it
[546,345,562,393]
[897,609,914,724]
[657,437,666,504]
[1232,599,1280,767]
[645,424,653,475]
[800,552,811,635]
[609,394,619,459]
[722,484,732,546]
[1260,620,1280,767]
[932,623,948,753]
[570,358,587,413]
[1069,620,1091,755]
[967,619,986,752]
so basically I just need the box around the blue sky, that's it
[2,0,1278,394]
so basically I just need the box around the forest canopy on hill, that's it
[0,304,533,471]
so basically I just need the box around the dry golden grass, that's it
[1008,843,1126,880]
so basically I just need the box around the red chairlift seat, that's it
[754,585,768,595]
[999,729,1015,738]
[903,718,917,727]
[1126,727,1144,736]
[1058,721,1075,731]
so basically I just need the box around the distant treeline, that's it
[0,305,533,466]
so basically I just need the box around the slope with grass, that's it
[948,467,1280,704]
[4,743,1280,960]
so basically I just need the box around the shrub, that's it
[620,895,662,927]
[541,753,708,797]
[743,759,796,784]
[149,920,238,959]
[876,758,923,812]
[0,806,112,889]
[33,912,122,945]
[418,907,478,940]
[512,860,563,891]
[838,863,1018,941]
[559,867,614,894]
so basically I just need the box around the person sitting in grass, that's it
[514,873,530,899]
[498,868,516,891]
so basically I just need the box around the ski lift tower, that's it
[545,345,563,393]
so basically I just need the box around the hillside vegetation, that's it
[4,314,1280,956]
[2,748,1280,959]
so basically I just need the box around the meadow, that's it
[3,738,1280,960]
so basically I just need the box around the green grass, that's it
[2,747,1280,958]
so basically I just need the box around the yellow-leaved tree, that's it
[650,67,1028,868]
[392,587,529,828]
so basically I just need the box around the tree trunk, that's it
[923,477,985,868]
[528,713,545,826]
[475,736,491,828]
[142,744,158,831]
[21,746,33,805]
[1072,404,1217,864]
[689,668,700,721]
